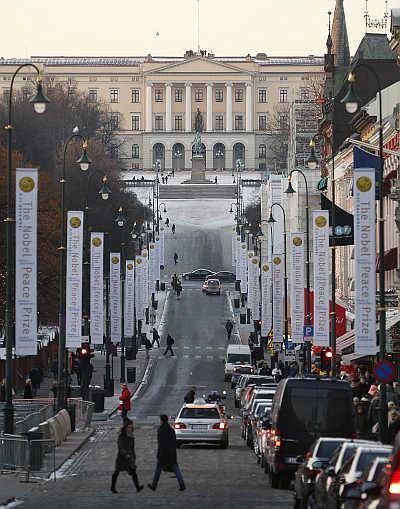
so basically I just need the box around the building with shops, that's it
[0,52,323,172]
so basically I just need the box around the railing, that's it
[67,398,94,430]
[0,435,56,481]
[120,178,155,187]
[241,179,262,186]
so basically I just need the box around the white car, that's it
[173,398,229,448]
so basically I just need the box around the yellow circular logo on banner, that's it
[293,236,303,247]
[19,176,35,192]
[111,256,119,264]
[127,263,133,270]
[155,236,159,241]
[248,252,254,259]
[356,176,372,192]
[136,258,142,264]
[273,256,281,265]
[241,244,246,250]
[160,227,164,232]
[150,244,155,250]
[142,252,148,258]
[315,215,327,228]
[92,237,102,247]
[262,264,269,272]
[252,258,258,265]
[70,216,81,228]
[236,236,240,241]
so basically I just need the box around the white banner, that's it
[66,211,84,348]
[272,254,284,343]
[247,251,255,309]
[135,255,145,320]
[148,242,156,294]
[248,255,260,320]
[313,210,330,346]
[155,235,161,282]
[142,249,149,307]
[235,235,241,280]
[231,227,236,266]
[240,242,248,293]
[110,252,121,343]
[261,262,272,336]
[159,226,165,268]
[15,168,38,356]
[354,168,376,356]
[271,176,284,253]
[290,233,305,343]
[90,233,104,345]
[124,260,135,337]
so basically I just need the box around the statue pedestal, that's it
[182,155,212,184]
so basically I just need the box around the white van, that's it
[224,344,252,381]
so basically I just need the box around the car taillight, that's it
[389,469,400,494]
[212,422,228,430]
[173,422,187,429]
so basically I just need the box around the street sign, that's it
[373,360,396,383]
[304,325,314,337]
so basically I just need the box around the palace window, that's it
[155,88,163,102]
[235,88,243,102]
[131,114,140,131]
[215,114,224,131]
[235,114,244,130]
[110,145,119,159]
[175,88,183,102]
[132,144,140,159]
[194,89,203,102]
[131,89,140,103]
[258,115,267,130]
[88,89,97,102]
[174,115,183,131]
[155,115,164,131]
[259,144,266,158]
[279,88,288,103]
[110,112,119,130]
[215,89,224,102]
[258,89,267,103]
[110,88,119,103]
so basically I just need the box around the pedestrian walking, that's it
[225,320,233,340]
[111,419,143,494]
[214,176,218,184]
[172,168,175,177]
[176,281,182,299]
[29,366,43,396]
[184,387,196,404]
[162,176,165,184]
[172,224,176,235]
[165,217,170,227]
[174,252,178,265]
[24,379,33,399]
[148,414,185,491]
[163,335,175,357]
[152,328,161,348]
[171,274,178,292]
[0,378,6,402]
[119,383,132,422]
[165,175,168,184]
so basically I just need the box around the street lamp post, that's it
[3,65,50,433]
[115,206,127,383]
[342,66,388,442]
[57,132,92,411]
[268,203,289,343]
[285,168,312,372]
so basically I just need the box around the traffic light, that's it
[78,343,93,366]
[320,349,333,372]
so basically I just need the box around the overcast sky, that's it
[1,0,393,58]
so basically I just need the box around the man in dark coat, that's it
[163,335,175,357]
[111,419,143,493]
[152,328,161,348]
[184,387,196,404]
[148,415,185,491]
[225,320,233,340]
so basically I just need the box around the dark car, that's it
[294,437,348,509]
[182,268,214,280]
[206,271,236,282]
[265,377,355,490]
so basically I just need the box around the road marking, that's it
[184,346,190,349]
[206,346,213,350]
[206,355,213,360]
[195,355,201,359]
[195,346,201,349]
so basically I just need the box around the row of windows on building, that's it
[85,86,309,105]
[109,111,288,132]
[128,143,268,159]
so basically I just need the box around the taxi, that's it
[173,398,229,448]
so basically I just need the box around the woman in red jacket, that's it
[119,383,132,421]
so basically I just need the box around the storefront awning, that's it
[376,247,398,272]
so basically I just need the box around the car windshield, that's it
[246,376,273,385]
[357,451,390,473]
[228,354,251,363]
[208,280,219,286]
[180,407,220,419]
[341,444,359,466]
[254,393,274,400]
[255,404,270,416]
[316,440,344,459]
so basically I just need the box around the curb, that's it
[53,427,96,473]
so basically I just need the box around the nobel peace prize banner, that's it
[135,255,145,320]
[247,251,255,310]
[272,254,284,343]
[231,227,236,266]
[155,235,161,282]
[290,233,305,343]
[313,211,330,346]
[261,262,272,337]
[110,252,121,343]
[66,211,84,348]
[142,249,149,307]
[15,168,38,356]
[240,242,248,293]
[124,260,135,338]
[354,168,376,356]
[90,233,104,345]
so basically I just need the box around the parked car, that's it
[182,268,215,280]
[205,279,221,295]
[293,437,349,509]
[246,400,273,449]
[231,365,254,389]
[240,382,277,410]
[206,271,236,282]
[174,398,229,448]
[241,387,276,445]
[265,377,355,489]
[235,375,276,408]
[326,445,391,509]
[313,440,375,509]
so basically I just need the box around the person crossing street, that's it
[225,320,234,341]
[152,327,161,348]
[174,252,178,265]
[119,383,132,421]
[172,224,176,235]
[163,334,175,357]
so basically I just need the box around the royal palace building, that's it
[0,51,323,171]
